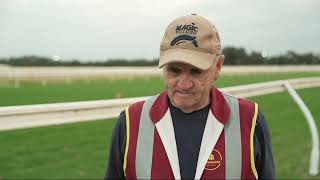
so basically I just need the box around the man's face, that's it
[163,56,224,113]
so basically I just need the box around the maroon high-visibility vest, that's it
[123,88,258,179]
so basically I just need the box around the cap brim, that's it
[159,48,218,70]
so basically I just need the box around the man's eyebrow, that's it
[167,66,180,70]
[190,68,204,72]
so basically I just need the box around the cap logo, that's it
[176,23,198,35]
[170,34,198,47]
[170,23,198,48]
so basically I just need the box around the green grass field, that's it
[0,72,319,178]
[252,87,320,178]
[0,71,319,107]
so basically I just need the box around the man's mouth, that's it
[175,91,193,97]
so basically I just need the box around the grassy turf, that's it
[0,119,117,179]
[0,71,319,107]
[250,87,320,179]
[0,87,319,178]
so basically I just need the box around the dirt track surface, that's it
[0,65,319,80]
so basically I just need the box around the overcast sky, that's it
[0,0,319,61]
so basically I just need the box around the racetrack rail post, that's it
[284,81,319,176]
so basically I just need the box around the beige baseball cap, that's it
[159,14,222,70]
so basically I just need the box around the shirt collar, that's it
[150,88,230,125]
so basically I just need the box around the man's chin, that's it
[171,100,194,111]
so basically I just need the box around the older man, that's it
[105,14,275,179]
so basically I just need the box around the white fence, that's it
[284,82,319,175]
[0,77,319,131]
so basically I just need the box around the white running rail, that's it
[0,77,319,131]
[284,81,319,176]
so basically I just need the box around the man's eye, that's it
[168,67,181,74]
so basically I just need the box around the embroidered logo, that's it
[170,22,198,47]
[176,23,198,35]
[205,149,222,171]
[170,34,198,47]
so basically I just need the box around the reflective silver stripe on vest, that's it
[223,93,242,179]
[135,96,157,179]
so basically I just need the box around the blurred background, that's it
[0,0,320,179]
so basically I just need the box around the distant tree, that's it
[5,55,58,66]
[247,51,264,65]
[0,47,319,66]
[222,47,248,65]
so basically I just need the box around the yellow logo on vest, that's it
[205,149,222,170]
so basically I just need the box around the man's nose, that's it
[177,73,193,90]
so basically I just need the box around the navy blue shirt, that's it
[170,101,209,179]
[105,101,275,179]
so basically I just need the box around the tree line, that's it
[0,47,319,66]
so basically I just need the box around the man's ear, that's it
[214,55,225,81]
